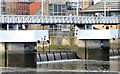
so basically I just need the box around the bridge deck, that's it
[0,15,119,25]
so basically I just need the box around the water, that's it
[0,56,120,74]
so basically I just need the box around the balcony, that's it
[77,30,119,39]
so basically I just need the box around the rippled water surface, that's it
[0,57,120,74]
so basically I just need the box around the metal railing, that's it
[0,15,119,24]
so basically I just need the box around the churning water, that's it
[0,56,120,74]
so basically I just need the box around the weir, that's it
[110,49,120,56]
[37,52,79,62]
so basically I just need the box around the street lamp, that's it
[47,40,50,53]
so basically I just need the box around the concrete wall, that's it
[0,42,36,67]
[77,39,109,61]
[0,30,49,42]
[0,43,5,67]
[7,43,36,67]
[78,30,118,39]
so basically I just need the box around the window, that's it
[19,6,21,10]
[11,8,12,12]
[58,5,61,12]
[85,2,88,5]
[22,6,23,10]
[8,8,9,12]
[54,4,62,13]
[3,7,6,12]
[22,12,23,15]
[54,5,57,12]
[24,6,25,10]
[14,8,15,12]
[2,2,6,5]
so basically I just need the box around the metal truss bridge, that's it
[0,15,119,25]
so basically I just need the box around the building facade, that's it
[78,0,120,30]
[1,0,7,15]
[0,0,7,30]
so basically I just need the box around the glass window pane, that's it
[54,5,57,12]
[58,5,61,12]
[85,2,88,5]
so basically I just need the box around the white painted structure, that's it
[77,30,119,39]
[0,30,49,42]
[0,15,119,24]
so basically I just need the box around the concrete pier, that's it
[0,42,36,68]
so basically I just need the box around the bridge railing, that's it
[0,15,119,24]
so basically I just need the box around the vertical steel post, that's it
[104,0,106,16]
[42,0,43,16]
[85,40,87,60]
[76,0,79,16]
[5,43,7,67]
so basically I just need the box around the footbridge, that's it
[0,15,119,25]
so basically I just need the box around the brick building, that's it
[7,0,30,15]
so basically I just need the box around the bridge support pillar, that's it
[0,42,37,68]
[87,40,109,61]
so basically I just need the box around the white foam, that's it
[37,59,79,64]
[110,56,120,60]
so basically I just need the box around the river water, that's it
[0,56,120,74]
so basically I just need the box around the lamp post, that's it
[47,40,50,53]
[104,0,106,17]
[76,0,79,16]
[42,36,46,54]
[42,0,43,16]
[0,0,1,15]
